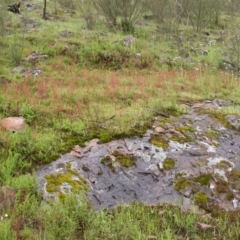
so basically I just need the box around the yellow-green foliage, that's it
[194,192,208,205]
[150,136,169,150]
[163,158,175,170]
[171,125,195,143]
[193,174,212,186]
[101,151,137,170]
[205,111,235,130]
[174,177,192,191]
[45,165,88,194]
[113,150,136,167]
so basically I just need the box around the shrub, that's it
[92,0,149,32]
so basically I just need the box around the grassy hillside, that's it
[1,0,240,239]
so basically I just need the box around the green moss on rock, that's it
[150,136,169,150]
[227,169,240,191]
[174,177,192,191]
[193,174,212,186]
[101,151,137,171]
[113,150,136,167]
[216,160,232,170]
[194,192,208,205]
[101,156,115,171]
[163,158,175,170]
[216,179,229,193]
[45,165,88,194]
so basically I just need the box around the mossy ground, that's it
[194,192,208,205]
[101,151,137,171]
[1,0,240,238]
[45,163,88,196]
[193,174,212,186]
[150,121,195,149]
[163,158,175,170]
[227,169,240,191]
[216,160,232,170]
[174,177,192,191]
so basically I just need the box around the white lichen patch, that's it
[148,164,158,171]
[213,169,228,182]
[169,141,191,152]
[207,156,230,167]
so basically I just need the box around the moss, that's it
[45,166,88,194]
[176,125,195,133]
[170,131,194,143]
[158,117,172,128]
[191,188,199,195]
[58,134,86,153]
[150,135,169,150]
[226,192,234,201]
[101,151,136,170]
[204,110,235,130]
[163,158,175,170]
[172,126,195,143]
[101,156,115,172]
[113,150,136,168]
[205,128,220,140]
[202,204,240,219]
[216,179,229,193]
[194,192,208,205]
[159,106,185,117]
[66,162,79,175]
[227,169,240,191]
[193,174,212,186]
[174,177,192,191]
[58,192,67,202]
[216,160,232,170]
[196,158,208,167]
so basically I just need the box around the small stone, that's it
[154,126,165,133]
[135,53,141,58]
[13,66,24,73]
[233,198,238,209]
[158,162,163,169]
[179,186,192,197]
[1,117,26,131]
[123,35,135,46]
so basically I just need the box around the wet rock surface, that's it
[37,99,240,211]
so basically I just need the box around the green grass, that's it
[1,0,240,238]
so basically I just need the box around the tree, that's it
[92,0,149,32]
[181,0,215,31]
[43,0,47,19]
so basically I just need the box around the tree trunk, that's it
[43,0,47,19]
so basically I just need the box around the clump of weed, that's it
[163,158,175,170]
